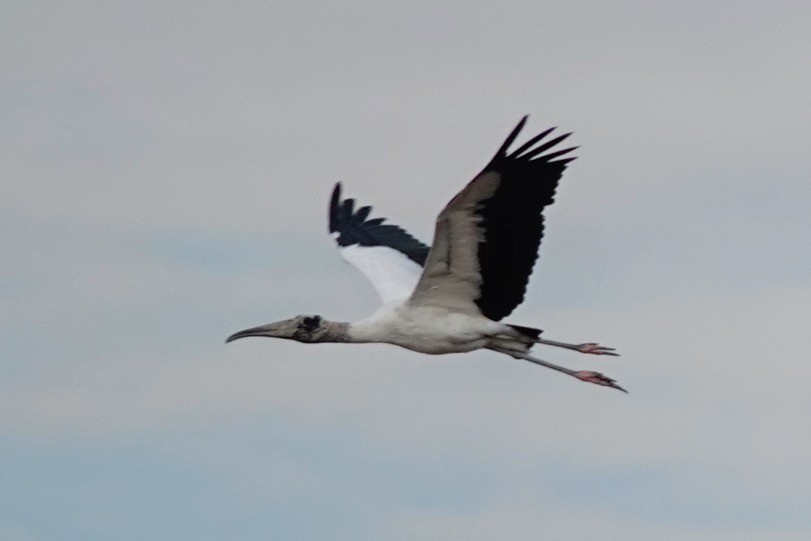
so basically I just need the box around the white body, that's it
[349,302,511,355]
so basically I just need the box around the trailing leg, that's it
[535,337,619,356]
[489,346,627,393]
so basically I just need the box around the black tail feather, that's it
[508,324,543,341]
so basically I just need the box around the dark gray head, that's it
[226,315,336,344]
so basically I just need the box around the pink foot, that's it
[576,343,619,356]
[574,370,627,393]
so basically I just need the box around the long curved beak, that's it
[225,319,298,343]
[225,325,267,343]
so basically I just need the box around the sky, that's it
[3,1,810,539]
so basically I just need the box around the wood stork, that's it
[227,117,625,392]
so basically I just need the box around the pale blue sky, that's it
[3,1,811,540]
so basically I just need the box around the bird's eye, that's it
[301,315,321,331]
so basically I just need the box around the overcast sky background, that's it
[3,1,810,540]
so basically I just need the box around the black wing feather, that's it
[473,119,577,321]
[329,182,431,266]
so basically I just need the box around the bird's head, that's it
[226,315,330,344]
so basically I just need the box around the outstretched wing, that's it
[409,116,576,320]
[329,182,430,304]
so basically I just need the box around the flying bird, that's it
[227,117,625,392]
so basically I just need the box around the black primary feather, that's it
[329,182,431,266]
[473,118,577,321]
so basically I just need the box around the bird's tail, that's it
[487,324,543,357]
[507,324,543,341]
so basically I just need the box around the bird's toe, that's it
[573,370,627,393]
[576,343,620,356]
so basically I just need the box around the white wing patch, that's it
[338,244,424,304]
